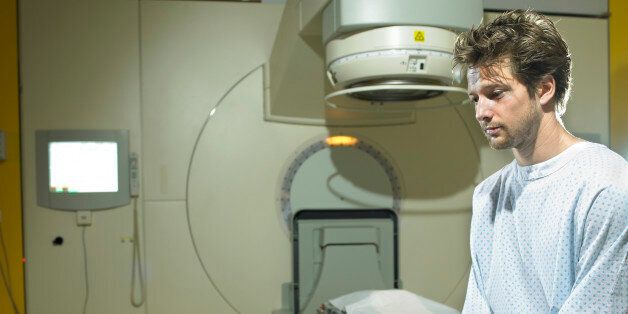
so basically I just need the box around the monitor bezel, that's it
[36,130,131,211]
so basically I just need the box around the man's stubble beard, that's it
[486,102,542,150]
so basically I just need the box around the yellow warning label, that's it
[414,30,425,42]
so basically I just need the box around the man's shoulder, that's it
[569,142,628,188]
[573,142,625,164]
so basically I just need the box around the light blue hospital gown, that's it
[463,142,628,313]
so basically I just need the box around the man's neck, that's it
[512,113,581,166]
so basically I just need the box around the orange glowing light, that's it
[325,135,359,147]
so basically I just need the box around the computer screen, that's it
[49,141,119,193]
[36,130,130,211]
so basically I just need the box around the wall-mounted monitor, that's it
[36,130,130,211]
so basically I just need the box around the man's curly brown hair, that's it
[453,9,572,116]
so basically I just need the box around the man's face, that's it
[467,63,542,150]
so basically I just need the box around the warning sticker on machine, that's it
[414,31,425,42]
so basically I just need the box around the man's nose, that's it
[475,98,493,122]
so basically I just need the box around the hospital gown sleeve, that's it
[559,186,628,313]
[462,260,491,313]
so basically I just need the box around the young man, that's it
[453,10,627,313]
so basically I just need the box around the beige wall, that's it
[19,1,143,313]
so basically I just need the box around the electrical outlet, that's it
[0,130,6,161]
[76,211,92,226]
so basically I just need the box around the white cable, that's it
[441,261,471,304]
[133,2,147,308]
[130,197,146,307]
[82,226,89,314]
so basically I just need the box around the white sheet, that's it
[328,290,460,314]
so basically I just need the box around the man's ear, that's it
[537,75,556,107]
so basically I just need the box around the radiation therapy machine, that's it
[272,0,481,312]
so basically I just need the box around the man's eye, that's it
[490,90,504,99]
[469,96,479,104]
